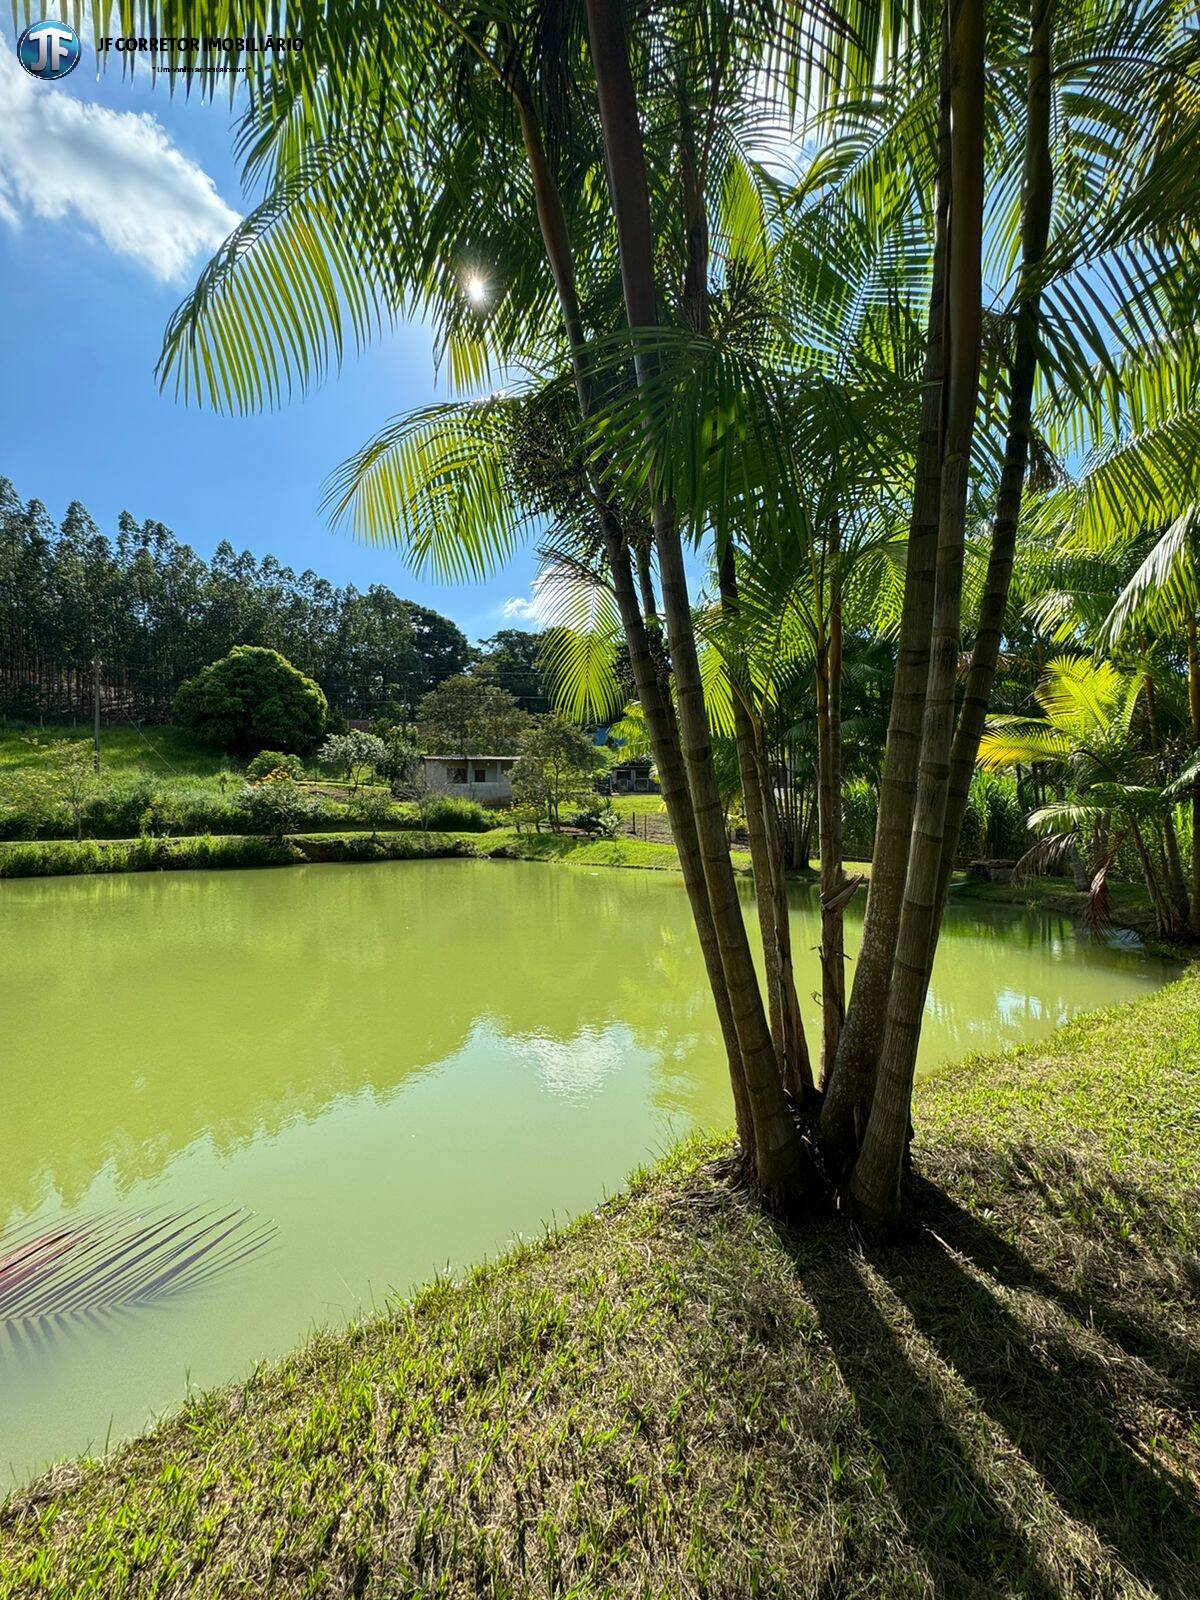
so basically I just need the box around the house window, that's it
[451,766,467,784]
[474,766,487,784]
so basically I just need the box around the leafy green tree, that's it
[398,603,474,707]
[511,716,598,829]
[317,731,387,796]
[473,629,549,712]
[374,727,422,796]
[320,587,421,716]
[174,647,328,755]
[416,677,528,765]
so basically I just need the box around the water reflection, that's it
[0,859,1174,1482]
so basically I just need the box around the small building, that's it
[421,754,518,806]
[606,757,658,796]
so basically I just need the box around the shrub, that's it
[959,771,1026,861]
[0,769,64,839]
[0,835,298,878]
[839,772,1026,866]
[841,779,878,862]
[0,771,356,842]
[85,778,244,839]
[174,647,328,754]
[349,789,395,838]
[569,803,622,838]
[246,750,305,782]
[418,796,491,832]
[234,775,314,839]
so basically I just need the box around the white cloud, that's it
[501,594,544,625]
[0,50,239,282]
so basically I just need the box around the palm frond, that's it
[0,1205,276,1330]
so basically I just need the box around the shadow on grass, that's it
[784,1152,1200,1598]
[914,1154,1200,1415]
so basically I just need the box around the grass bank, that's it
[0,831,479,879]
[0,827,719,879]
[951,870,1172,943]
[483,828,700,872]
[3,970,1197,1597]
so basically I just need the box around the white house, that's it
[421,754,518,805]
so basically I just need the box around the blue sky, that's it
[0,31,542,642]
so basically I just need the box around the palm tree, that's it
[152,0,853,1196]
[95,0,1200,1227]
[833,0,1200,1226]
[979,655,1192,937]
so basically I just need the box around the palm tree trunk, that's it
[1190,617,1200,934]
[683,81,812,1101]
[760,737,814,1097]
[850,0,986,1233]
[1141,664,1189,918]
[1131,819,1177,939]
[816,527,847,1079]
[722,552,812,1094]
[633,537,659,621]
[931,0,1055,919]
[820,42,951,1161]
[607,517,755,1143]
[1156,823,1187,924]
[508,65,754,1149]
[584,0,811,1203]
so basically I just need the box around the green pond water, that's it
[0,858,1175,1484]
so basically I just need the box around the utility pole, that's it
[92,654,101,773]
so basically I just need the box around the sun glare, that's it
[465,274,488,305]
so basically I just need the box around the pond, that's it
[0,858,1175,1484]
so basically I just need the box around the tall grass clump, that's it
[0,835,297,878]
[841,774,1026,864]
[419,796,493,832]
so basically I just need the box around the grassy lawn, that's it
[2,968,1197,1597]
[0,725,229,778]
[483,827,699,871]
[605,792,668,817]
[485,829,879,883]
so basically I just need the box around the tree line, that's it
[0,477,545,723]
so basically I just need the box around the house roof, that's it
[421,754,519,763]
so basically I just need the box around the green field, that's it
[605,791,668,817]
[2,963,1197,1597]
[0,724,231,778]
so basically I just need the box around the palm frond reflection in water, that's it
[0,1206,277,1336]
